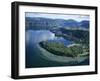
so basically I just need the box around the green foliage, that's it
[39,41,86,58]
[52,27,89,45]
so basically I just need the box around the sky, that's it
[25,12,89,22]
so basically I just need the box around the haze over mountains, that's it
[25,17,89,30]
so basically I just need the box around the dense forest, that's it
[51,27,89,45]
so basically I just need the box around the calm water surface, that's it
[26,30,89,68]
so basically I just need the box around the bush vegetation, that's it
[39,41,85,58]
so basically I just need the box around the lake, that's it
[26,30,72,45]
[25,30,89,68]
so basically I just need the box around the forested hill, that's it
[25,17,89,30]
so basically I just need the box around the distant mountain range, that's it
[25,17,89,30]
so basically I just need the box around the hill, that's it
[25,17,89,30]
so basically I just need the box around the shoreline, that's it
[37,44,88,63]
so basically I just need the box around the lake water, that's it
[26,30,72,45]
[26,30,89,68]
